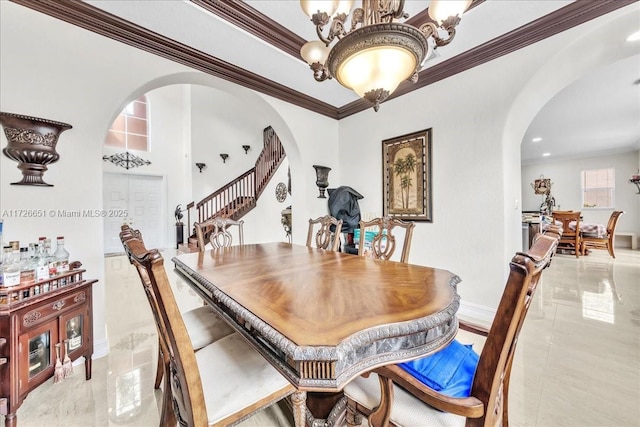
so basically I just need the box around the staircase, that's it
[179,126,286,252]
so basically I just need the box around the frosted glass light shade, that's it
[428,0,471,24]
[300,0,339,18]
[334,0,355,16]
[336,46,417,97]
[300,40,331,65]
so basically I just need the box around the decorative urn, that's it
[313,165,331,199]
[0,112,72,186]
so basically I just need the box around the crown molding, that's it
[9,0,637,120]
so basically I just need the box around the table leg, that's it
[292,391,307,427]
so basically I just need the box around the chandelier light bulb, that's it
[428,0,471,24]
[300,40,331,65]
[300,0,339,18]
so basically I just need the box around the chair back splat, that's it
[195,216,244,251]
[344,232,561,427]
[552,210,581,257]
[357,216,415,263]
[306,215,343,251]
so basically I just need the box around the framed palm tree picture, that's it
[382,129,432,222]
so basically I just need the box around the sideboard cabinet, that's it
[0,268,96,427]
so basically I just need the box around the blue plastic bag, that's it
[398,339,479,398]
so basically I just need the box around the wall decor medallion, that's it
[0,112,73,186]
[382,128,432,222]
[102,151,151,169]
[275,182,288,202]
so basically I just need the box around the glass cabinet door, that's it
[18,320,58,393]
[28,331,50,377]
[60,306,90,358]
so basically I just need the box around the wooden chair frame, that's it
[552,211,582,257]
[120,227,294,426]
[580,210,624,258]
[195,216,244,251]
[345,232,560,427]
[357,217,415,263]
[306,215,343,251]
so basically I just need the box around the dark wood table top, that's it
[173,242,461,391]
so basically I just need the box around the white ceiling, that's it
[85,0,640,163]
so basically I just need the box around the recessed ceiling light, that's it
[542,152,551,157]
[532,137,542,142]
[627,31,640,42]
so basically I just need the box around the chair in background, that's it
[357,217,415,263]
[344,232,560,427]
[552,210,582,257]
[306,215,343,251]
[119,225,234,395]
[581,210,624,258]
[195,216,244,250]
[120,229,295,426]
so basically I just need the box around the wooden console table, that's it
[0,269,96,427]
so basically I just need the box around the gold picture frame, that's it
[383,129,432,222]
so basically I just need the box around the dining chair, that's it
[306,215,343,251]
[119,225,234,391]
[580,210,624,258]
[357,217,415,263]
[120,230,296,426]
[195,216,245,251]
[344,232,560,427]
[552,210,582,257]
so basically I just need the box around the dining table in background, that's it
[172,242,461,426]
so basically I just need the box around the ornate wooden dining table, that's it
[172,242,460,426]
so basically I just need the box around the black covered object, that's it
[328,186,364,233]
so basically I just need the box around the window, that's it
[105,96,148,151]
[581,168,614,209]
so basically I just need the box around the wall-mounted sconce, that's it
[220,154,229,163]
[242,145,250,154]
[313,165,331,199]
[195,162,206,173]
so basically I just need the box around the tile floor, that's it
[10,247,640,427]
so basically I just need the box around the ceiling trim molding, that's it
[191,0,306,59]
[9,0,637,120]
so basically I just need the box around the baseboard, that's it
[93,337,110,360]
[458,301,495,327]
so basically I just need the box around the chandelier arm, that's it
[433,27,457,47]
[316,24,333,45]
[310,62,331,82]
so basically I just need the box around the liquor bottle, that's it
[35,237,50,283]
[19,246,36,289]
[54,236,70,274]
[44,238,57,276]
[2,246,20,287]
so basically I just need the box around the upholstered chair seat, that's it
[197,333,293,425]
[183,305,235,350]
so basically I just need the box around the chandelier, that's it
[300,0,471,111]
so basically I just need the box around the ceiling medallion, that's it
[300,0,471,111]
[275,182,288,203]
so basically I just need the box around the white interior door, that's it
[103,173,164,254]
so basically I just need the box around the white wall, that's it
[522,150,640,244]
[191,85,265,202]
